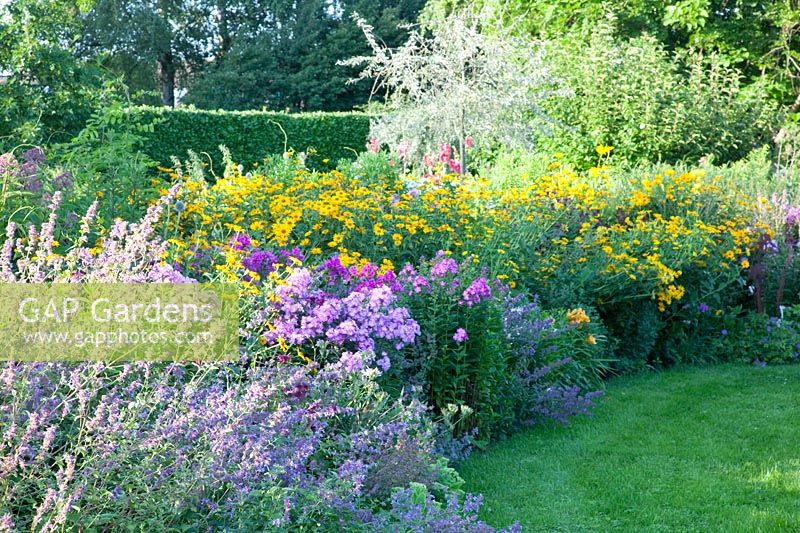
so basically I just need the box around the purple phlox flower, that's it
[461,277,491,307]
[376,353,391,371]
[230,233,251,250]
[430,255,459,279]
[453,328,469,343]
[337,351,364,373]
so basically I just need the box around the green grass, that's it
[458,364,800,532]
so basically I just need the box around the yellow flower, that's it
[328,233,344,248]
[630,190,650,207]
[567,308,591,326]
[586,335,597,345]
[392,233,403,246]
[380,258,394,274]
[595,145,614,156]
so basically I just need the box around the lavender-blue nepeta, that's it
[502,294,603,426]
[361,486,521,532]
[0,360,458,530]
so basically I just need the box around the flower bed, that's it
[0,145,791,530]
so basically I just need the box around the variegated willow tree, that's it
[339,10,565,175]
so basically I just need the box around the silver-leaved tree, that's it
[339,11,563,175]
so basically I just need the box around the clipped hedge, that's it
[131,106,371,169]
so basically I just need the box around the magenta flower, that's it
[453,328,469,343]
[438,143,452,163]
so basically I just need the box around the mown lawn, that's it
[458,364,800,532]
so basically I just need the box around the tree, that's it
[420,0,793,103]
[339,11,560,173]
[183,0,425,111]
[0,0,123,145]
[80,0,215,106]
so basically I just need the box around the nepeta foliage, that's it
[340,11,563,171]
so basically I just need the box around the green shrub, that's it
[130,105,371,170]
[710,309,800,365]
[538,22,779,169]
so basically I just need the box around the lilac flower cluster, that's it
[246,257,419,368]
[0,148,44,194]
[461,277,492,307]
[0,148,73,203]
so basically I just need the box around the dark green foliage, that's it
[79,0,215,107]
[601,300,664,372]
[184,0,426,112]
[53,103,161,224]
[538,25,779,168]
[130,106,371,168]
[704,307,800,365]
[422,0,790,99]
[402,287,515,441]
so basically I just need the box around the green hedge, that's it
[131,106,371,169]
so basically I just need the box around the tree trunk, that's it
[157,0,176,107]
[216,0,231,59]
[158,52,176,107]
